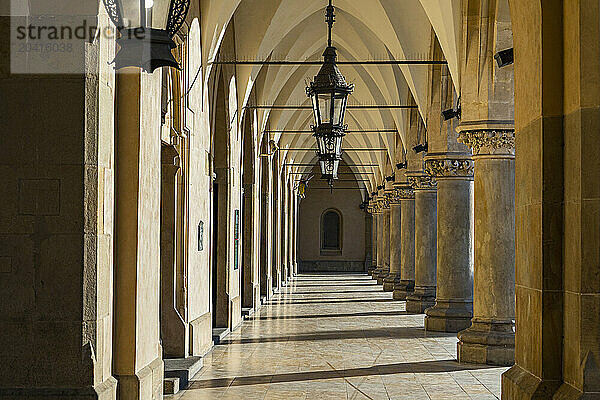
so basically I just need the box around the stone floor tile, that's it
[176,274,503,400]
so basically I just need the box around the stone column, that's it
[373,197,385,279]
[424,156,474,332]
[288,185,295,280]
[368,200,379,277]
[281,178,289,284]
[393,185,416,300]
[113,68,164,399]
[406,175,438,313]
[160,145,188,357]
[376,196,391,285]
[456,129,516,366]
[259,157,273,298]
[383,191,402,292]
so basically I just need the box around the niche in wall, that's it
[321,208,342,256]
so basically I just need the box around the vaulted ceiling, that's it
[199,0,464,193]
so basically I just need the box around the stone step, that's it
[212,327,230,344]
[242,307,255,319]
[163,356,203,394]
[163,377,180,395]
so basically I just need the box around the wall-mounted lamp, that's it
[396,162,407,170]
[442,108,460,121]
[102,0,191,72]
[413,143,428,154]
[494,48,514,68]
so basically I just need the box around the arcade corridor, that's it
[175,275,506,400]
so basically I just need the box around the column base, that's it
[383,274,401,292]
[116,356,164,400]
[392,279,415,300]
[457,318,515,366]
[502,364,561,399]
[367,264,377,276]
[376,268,390,285]
[425,300,473,332]
[406,286,436,313]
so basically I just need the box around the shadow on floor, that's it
[251,310,416,321]
[289,290,384,295]
[292,282,379,287]
[187,360,498,389]
[266,298,395,305]
[221,326,452,345]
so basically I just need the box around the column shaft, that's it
[384,202,401,292]
[394,191,415,300]
[457,130,516,366]
[424,158,474,332]
[377,206,391,285]
[406,180,437,313]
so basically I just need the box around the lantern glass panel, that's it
[311,95,320,126]
[317,136,326,154]
[150,0,170,29]
[332,95,346,126]
[334,136,343,156]
[318,93,332,124]
[118,0,171,29]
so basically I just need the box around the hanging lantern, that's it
[103,0,190,72]
[306,0,353,179]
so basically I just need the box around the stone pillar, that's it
[376,196,391,285]
[406,175,438,313]
[280,178,288,284]
[288,185,294,281]
[292,192,299,276]
[368,200,379,277]
[393,186,416,300]
[424,156,474,332]
[160,144,188,358]
[383,190,402,292]
[113,68,164,400]
[373,197,385,279]
[456,129,516,366]
[259,157,273,299]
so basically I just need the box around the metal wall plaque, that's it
[198,221,204,251]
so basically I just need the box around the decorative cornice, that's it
[457,129,515,156]
[408,175,437,191]
[424,158,474,179]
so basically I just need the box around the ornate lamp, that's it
[103,0,190,72]
[306,0,354,181]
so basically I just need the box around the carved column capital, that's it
[457,129,515,157]
[369,199,381,214]
[390,183,415,201]
[407,173,437,191]
[424,157,474,179]
[378,196,390,210]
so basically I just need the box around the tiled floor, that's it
[174,274,507,400]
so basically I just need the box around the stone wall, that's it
[298,165,366,273]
